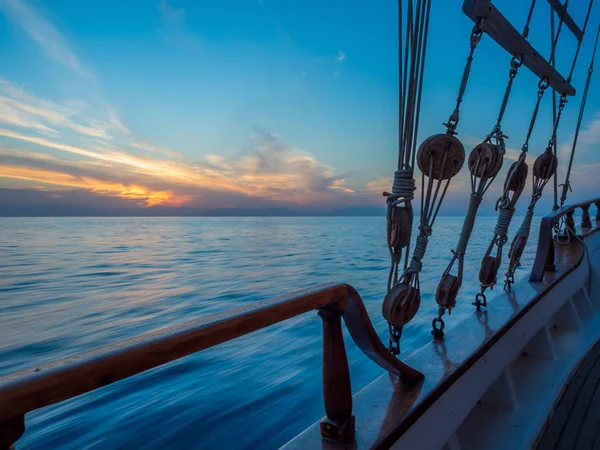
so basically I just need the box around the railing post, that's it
[0,415,25,450]
[581,205,592,228]
[565,210,575,234]
[318,304,355,444]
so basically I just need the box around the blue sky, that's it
[0,0,598,214]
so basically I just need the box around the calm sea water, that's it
[0,216,540,449]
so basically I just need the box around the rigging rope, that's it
[382,0,432,355]
[551,9,559,211]
[505,0,595,289]
[559,25,600,208]
[472,0,562,306]
[431,1,538,332]
[383,1,477,353]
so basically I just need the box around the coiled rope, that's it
[385,12,487,344]
[382,0,432,355]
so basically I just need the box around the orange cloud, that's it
[0,164,188,207]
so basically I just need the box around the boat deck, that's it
[536,339,600,450]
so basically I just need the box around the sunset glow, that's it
[1,0,599,215]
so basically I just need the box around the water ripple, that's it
[0,216,541,449]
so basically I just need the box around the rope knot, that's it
[388,169,416,205]
[494,206,515,238]
[418,224,432,236]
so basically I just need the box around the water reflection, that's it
[0,216,540,449]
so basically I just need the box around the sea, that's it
[0,216,541,449]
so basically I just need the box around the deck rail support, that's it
[319,304,355,443]
[565,210,575,233]
[0,284,423,448]
[582,205,592,228]
[0,416,24,450]
[531,197,600,282]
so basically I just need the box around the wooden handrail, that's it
[0,283,423,448]
[530,197,600,282]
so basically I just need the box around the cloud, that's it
[0,127,361,209]
[0,0,94,80]
[0,80,116,139]
[158,0,202,52]
[336,50,347,62]
[364,176,391,193]
[129,139,183,159]
[558,111,600,161]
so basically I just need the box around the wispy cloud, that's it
[558,111,600,161]
[0,0,94,80]
[0,80,114,138]
[158,0,202,52]
[336,49,347,62]
[0,127,359,207]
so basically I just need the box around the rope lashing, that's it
[430,0,542,329]
[559,24,600,208]
[383,0,432,356]
[505,148,558,287]
[422,18,490,340]
[505,0,595,288]
[384,132,465,353]
[433,146,500,336]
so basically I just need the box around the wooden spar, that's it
[0,283,422,448]
[546,0,584,41]
[462,0,576,96]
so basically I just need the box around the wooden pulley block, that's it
[436,273,460,312]
[508,235,526,261]
[478,255,498,286]
[417,134,465,180]
[382,284,421,328]
[389,206,413,249]
[506,160,528,192]
[533,151,558,180]
[468,142,503,179]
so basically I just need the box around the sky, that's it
[0,0,599,216]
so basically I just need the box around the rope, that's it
[494,207,515,238]
[551,8,559,211]
[383,0,433,356]
[560,24,600,207]
[504,0,596,280]
[391,169,417,202]
[482,0,594,291]
[457,195,483,256]
[433,0,539,323]
[444,19,484,135]
[517,209,535,238]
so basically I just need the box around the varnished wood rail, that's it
[0,283,423,449]
[530,197,600,282]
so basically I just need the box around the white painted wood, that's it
[573,287,594,318]
[522,325,556,360]
[480,366,519,410]
[552,298,582,330]
[443,433,461,450]
[391,248,591,450]
[283,232,600,450]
